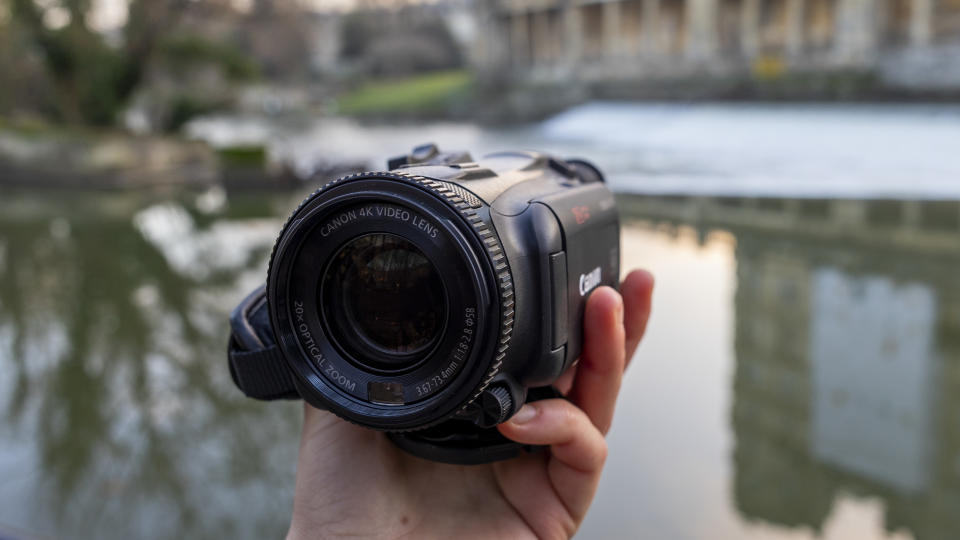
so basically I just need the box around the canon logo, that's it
[579,267,602,296]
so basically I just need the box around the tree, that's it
[9,0,188,126]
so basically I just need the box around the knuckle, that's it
[559,402,581,425]
[593,437,609,469]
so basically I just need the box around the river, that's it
[192,101,960,198]
[1,103,958,539]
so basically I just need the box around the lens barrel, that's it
[266,172,513,431]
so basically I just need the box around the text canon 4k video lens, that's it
[227,144,620,464]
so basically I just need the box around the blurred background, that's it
[2,0,960,539]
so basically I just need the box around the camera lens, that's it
[268,177,508,430]
[320,233,446,372]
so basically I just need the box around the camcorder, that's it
[227,144,620,464]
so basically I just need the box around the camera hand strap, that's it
[227,285,300,400]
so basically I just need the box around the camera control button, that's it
[478,385,514,427]
[412,143,440,161]
[548,158,576,178]
[549,252,568,349]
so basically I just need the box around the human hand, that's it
[287,270,654,540]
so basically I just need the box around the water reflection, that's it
[4,190,960,539]
[0,192,300,539]
[719,202,960,540]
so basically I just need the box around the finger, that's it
[555,270,653,397]
[493,452,574,539]
[567,286,625,435]
[621,269,654,367]
[498,399,608,526]
[553,363,577,395]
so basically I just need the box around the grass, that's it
[336,70,473,116]
[0,116,72,138]
[217,145,267,167]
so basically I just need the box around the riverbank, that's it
[5,102,960,195]
[0,120,359,191]
[0,124,215,190]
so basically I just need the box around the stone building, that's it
[475,0,960,92]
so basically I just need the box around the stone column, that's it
[641,0,660,57]
[532,10,553,65]
[492,15,511,70]
[785,0,806,57]
[834,0,879,64]
[741,0,761,57]
[603,0,624,58]
[468,4,497,71]
[910,0,933,47]
[686,0,719,61]
[511,12,530,65]
[564,4,584,67]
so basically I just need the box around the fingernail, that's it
[509,404,537,425]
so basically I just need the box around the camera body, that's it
[228,144,620,463]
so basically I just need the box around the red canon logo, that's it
[572,205,591,225]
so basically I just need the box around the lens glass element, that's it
[321,233,446,371]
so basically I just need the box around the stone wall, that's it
[475,0,960,93]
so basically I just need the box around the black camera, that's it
[228,144,620,464]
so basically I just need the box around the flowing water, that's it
[190,101,960,198]
[2,103,959,539]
